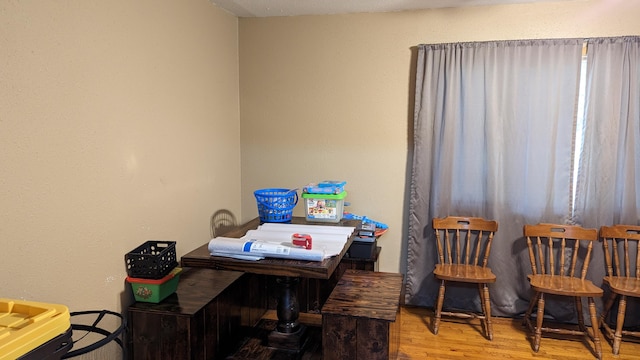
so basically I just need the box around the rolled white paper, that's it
[208,237,325,261]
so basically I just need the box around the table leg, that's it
[268,276,308,350]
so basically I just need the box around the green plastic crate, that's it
[127,267,182,303]
[302,191,347,223]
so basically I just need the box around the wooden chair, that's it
[432,216,498,340]
[523,223,603,359]
[599,224,640,355]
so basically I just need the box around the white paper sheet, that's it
[208,223,355,261]
[257,223,355,235]
[245,230,346,243]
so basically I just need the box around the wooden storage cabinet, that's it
[322,269,403,360]
[128,268,244,360]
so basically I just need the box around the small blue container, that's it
[303,180,346,194]
[254,188,298,223]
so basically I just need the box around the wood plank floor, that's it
[399,306,640,360]
[234,307,640,359]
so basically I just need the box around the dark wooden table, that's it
[180,216,359,351]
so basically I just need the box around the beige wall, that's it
[0,0,239,325]
[2,0,640,351]
[239,0,640,274]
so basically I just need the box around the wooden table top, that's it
[180,217,359,279]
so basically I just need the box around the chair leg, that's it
[478,284,487,337]
[599,291,616,329]
[587,297,602,360]
[533,293,545,352]
[478,283,493,340]
[612,295,627,355]
[433,279,446,335]
[599,291,618,351]
[575,296,586,332]
[523,291,539,327]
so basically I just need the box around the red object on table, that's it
[291,233,312,249]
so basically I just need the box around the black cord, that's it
[61,310,125,359]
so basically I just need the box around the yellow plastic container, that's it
[0,298,71,360]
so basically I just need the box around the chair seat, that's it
[434,264,496,283]
[528,274,603,297]
[603,276,640,297]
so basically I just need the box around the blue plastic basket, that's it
[254,188,298,223]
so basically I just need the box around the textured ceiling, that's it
[209,0,571,17]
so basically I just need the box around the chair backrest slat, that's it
[433,216,498,267]
[465,228,471,265]
[446,230,453,264]
[624,239,630,277]
[581,240,593,280]
[599,224,640,279]
[455,228,461,264]
[435,228,445,265]
[482,231,494,267]
[526,236,538,275]
[636,239,640,279]
[524,223,598,279]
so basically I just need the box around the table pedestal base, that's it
[268,324,308,350]
[267,276,309,350]
[225,319,322,359]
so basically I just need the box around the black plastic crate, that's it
[348,239,377,259]
[125,241,177,279]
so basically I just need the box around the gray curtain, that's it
[574,36,640,326]
[406,39,585,317]
[574,36,640,227]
